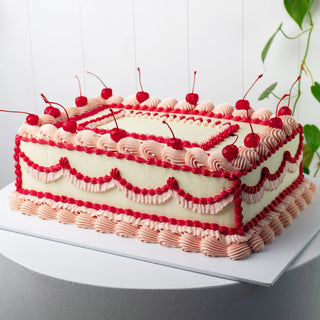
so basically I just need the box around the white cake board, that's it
[1,182,320,287]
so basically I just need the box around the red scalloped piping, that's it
[18,152,235,204]
[241,131,303,194]
[16,135,237,180]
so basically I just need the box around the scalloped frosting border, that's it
[19,153,235,215]
[9,177,316,260]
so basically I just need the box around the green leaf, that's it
[284,0,311,29]
[304,124,320,153]
[303,166,310,175]
[303,143,314,169]
[311,82,320,103]
[258,82,278,100]
[261,23,282,63]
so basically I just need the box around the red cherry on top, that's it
[162,120,184,150]
[0,109,39,126]
[86,71,113,100]
[41,94,77,133]
[235,74,263,110]
[276,76,300,117]
[62,119,77,133]
[222,133,239,161]
[44,106,61,118]
[185,71,199,106]
[75,75,88,107]
[278,106,292,116]
[222,144,239,161]
[136,67,150,103]
[268,93,290,129]
[244,133,260,148]
[109,109,128,142]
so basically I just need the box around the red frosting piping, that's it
[18,152,235,205]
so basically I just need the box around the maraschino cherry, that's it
[222,134,239,161]
[278,76,301,116]
[235,74,263,148]
[186,71,199,106]
[162,120,184,150]
[41,94,77,133]
[41,94,61,118]
[87,71,113,100]
[268,94,290,129]
[0,109,39,126]
[75,75,88,107]
[136,67,149,103]
[109,109,128,142]
[235,74,263,110]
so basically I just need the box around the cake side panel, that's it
[16,138,237,228]
[240,129,303,226]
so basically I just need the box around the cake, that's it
[8,78,316,260]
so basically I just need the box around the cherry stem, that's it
[162,121,176,140]
[86,71,107,88]
[0,109,33,116]
[243,74,263,100]
[41,93,70,121]
[247,109,254,135]
[110,109,119,130]
[276,94,290,116]
[231,133,238,145]
[137,67,144,92]
[287,76,301,107]
[192,71,197,93]
[75,75,83,96]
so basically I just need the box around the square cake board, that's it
[1,181,319,287]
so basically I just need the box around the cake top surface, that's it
[16,93,300,176]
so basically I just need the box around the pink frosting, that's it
[231,155,251,170]
[19,200,38,216]
[158,230,179,247]
[39,114,56,125]
[279,210,293,227]
[137,225,158,243]
[200,236,227,257]
[252,108,272,121]
[123,95,139,106]
[270,216,284,236]
[261,126,286,142]
[207,152,238,172]
[96,133,117,151]
[238,146,260,163]
[54,128,76,145]
[94,215,115,233]
[213,103,233,116]
[38,124,57,140]
[115,221,137,238]
[195,100,214,112]
[141,97,161,107]
[184,147,209,169]
[117,137,141,155]
[57,208,76,224]
[232,108,253,118]
[227,243,251,260]
[139,140,164,159]
[75,212,94,229]
[179,233,200,252]
[65,106,80,117]
[18,124,39,139]
[157,98,178,110]
[8,191,22,211]
[105,95,124,105]
[38,203,57,220]
[248,233,264,252]
[259,225,275,244]
[259,133,278,149]
[254,142,269,157]
[175,99,195,111]
[279,115,299,130]
[75,130,99,148]
[162,147,187,166]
